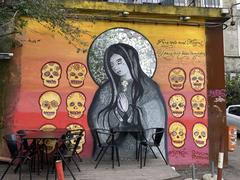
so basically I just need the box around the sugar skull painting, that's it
[66,92,86,119]
[191,94,206,118]
[192,123,208,148]
[169,122,187,148]
[168,94,186,118]
[39,91,61,119]
[190,68,205,92]
[168,68,186,91]
[41,61,62,88]
[67,62,87,88]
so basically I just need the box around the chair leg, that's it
[95,147,103,161]
[149,146,157,159]
[37,148,40,175]
[135,138,138,160]
[54,167,57,180]
[41,147,44,170]
[14,161,21,173]
[32,155,35,173]
[52,155,57,174]
[115,146,120,167]
[0,163,12,180]
[156,146,168,165]
[76,153,82,162]
[144,146,148,167]
[58,150,76,180]
[19,161,22,180]
[29,158,32,180]
[112,145,114,169]
[139,144,142,169]
[72,157,81,172]
[95,145,110,169]
[137,143,141,161]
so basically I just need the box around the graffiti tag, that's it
[192,150,208,160]
[208,89,226,103]
[169,149,188,158]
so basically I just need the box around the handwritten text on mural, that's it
[156,38,205,60]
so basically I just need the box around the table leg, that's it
[140,144,142,169]
[135,137,138,160]
[44,145,49,180]
[112,145,114,169]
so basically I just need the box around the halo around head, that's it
[87,28,157,86]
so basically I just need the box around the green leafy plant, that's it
[0,0,93,52]
[225,73,240,107]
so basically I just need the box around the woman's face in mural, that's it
[110,54,131,78]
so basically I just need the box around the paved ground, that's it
[0,158,180,180]
[171,138,240,180]
[1,139,240,180]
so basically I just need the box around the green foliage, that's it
[225,73,240,107]
[0,0,92,52]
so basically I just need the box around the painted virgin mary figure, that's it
[88,43,167,158]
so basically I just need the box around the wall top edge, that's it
[63,1,229,21]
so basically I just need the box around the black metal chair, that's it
[64,129,83,163]
[138,128,167,168]
[16,130,38,173]
[59,129,83,171]
[51,129,83,180]
[94,128,120,169]
[0,133,32,180]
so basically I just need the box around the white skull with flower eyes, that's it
[190,68,205,91]
[67,63,87,88]
[39,91,61,119]
[191,94,206,118]
[169,122,186,148]
[169,94,186,118]
[192,123,208,148]
[168,68,186,90]
[67,92,86,119]
[41,62,61,88]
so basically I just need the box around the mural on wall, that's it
[66,92,86,119]
[87,28,167,158]
[39,91,61,119]
[41,61,62,88]
[11,19,209,165]
[67,62,87,88]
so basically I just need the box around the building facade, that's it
[0,1,229,167]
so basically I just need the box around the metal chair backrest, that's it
[16,130,29,150]
[71,132,82,156]
[63,129,83,155]
[152,128,164,146]
[3,134,19,158]
[94,129,112,148]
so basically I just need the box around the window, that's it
[229,106,240,116]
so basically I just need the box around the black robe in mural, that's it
[88,78,167,158]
